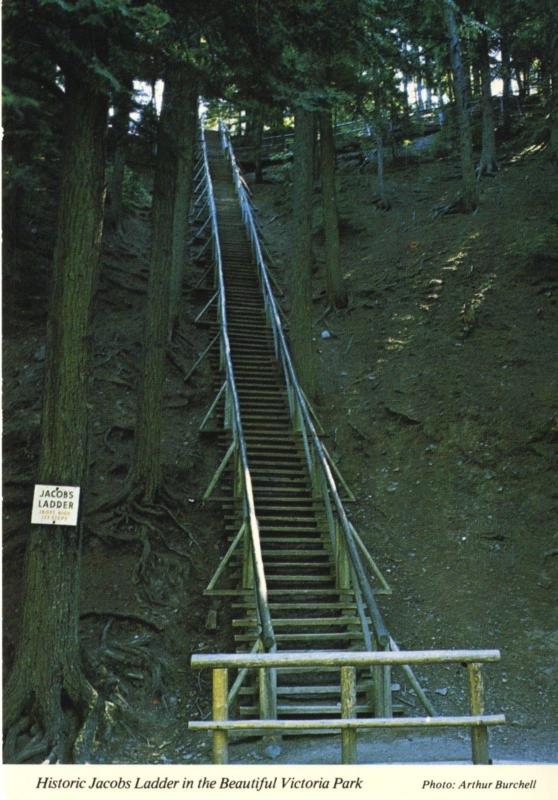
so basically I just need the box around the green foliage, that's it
[2,87,40,113]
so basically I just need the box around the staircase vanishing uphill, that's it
[198,132,388,722]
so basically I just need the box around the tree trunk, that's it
[514,65,525,104]
[444,0,478,211]
[132,67,182,500]
[426,85,433,110]
[3,71,108,763]
[416,77,425,111]
[546,9,558,160]
[253,109,264,184]
[500,26,513,135]
[375,126,391,210]
[107,82,133,229]
[313,112,321,182]
[402,74,411,122]
[291,106,316,399]
[319,110,347,309]
[169,67,198,337]
[477,31,498,176]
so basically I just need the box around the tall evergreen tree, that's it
[319,110,348,308]
[2,0,172,762]
[291,104,317,398]
[132,56,199,499]
[444,0,478,210]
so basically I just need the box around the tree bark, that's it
[3,70,108,763]
[107,82,133,229]
[253,109,264,184]
[416,76,425,111]
[500,26,513,136]
[402,74,411,123]
[132,68,181,500]
[477,31,498,176]
[444,0,478,211]
[319,110,347,309]
[169,68,198,336]
[375,126,390,209]
[291,106,316,399]
[546,8,558,160]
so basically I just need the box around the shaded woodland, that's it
[2,0,558,765]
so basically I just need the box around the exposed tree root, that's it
[80,610,164,633]
[3,664,102,763]
[372,195,392,210]
[477,157,499,177]
[166,346,189,378]
[13,734,48,764]
[103,273,146,294]
[431,196,469,218]
[87,481,139,516]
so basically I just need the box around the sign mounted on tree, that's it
[31,485,80,526]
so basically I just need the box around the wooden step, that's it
[238,684,371,697]
[234,631,362,643]
[238,703,372,716]
[234,601,358,611]
[233,616,361,628]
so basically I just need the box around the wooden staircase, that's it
[197,132,389,722]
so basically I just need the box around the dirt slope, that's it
[250,139,558,762]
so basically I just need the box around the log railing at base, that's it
[189,649,505,765]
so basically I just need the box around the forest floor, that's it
[3,130,557,765]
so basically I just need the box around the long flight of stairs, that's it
[198,132,387,722]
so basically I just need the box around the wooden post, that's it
[382,643,393,718]
[293,402,302,433]
[202,441,235,500]
[321,473,336,550]
[233,451,242,498]
[468,663,490,764]
[212,668,229,764]
[258,665,277,719]
[340,666,357,764]
[258,651,279,754]
[373,665,386,717]
[286,384,295,420]
[336,523,350,590]
[224,383,232,430]
[242,530,254,589]
[199,380,226,432]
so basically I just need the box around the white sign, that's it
[31,484,80,526]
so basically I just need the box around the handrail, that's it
[192,648,502,669]
[232,118,371,153]
[219,121,390,649]
[190,649,504,765]
[198,118,276,654]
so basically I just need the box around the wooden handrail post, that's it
[233,451,242,498]
[258,663,280,755]
[259,665,277,720]
[336,522,350,590]
[340,666,357,764]
[212,668,229,764]
[373,665,386,717]
[293,402,302,433]
[381,643,393,718]
[223,381,232,429]
[242,527,254,589]
[468,663,490,764]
